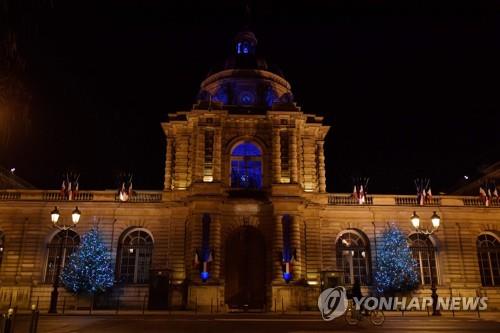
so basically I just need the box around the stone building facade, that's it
[0,30,499,312]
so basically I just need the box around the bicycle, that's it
[344,300,385,326]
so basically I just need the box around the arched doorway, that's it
[225,225,266,309]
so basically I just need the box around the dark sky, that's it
[1,0,499,194]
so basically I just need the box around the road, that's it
[11,313,500,333]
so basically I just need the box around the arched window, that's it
[0,232,4,267]
[477,234,500,286]
[408,234,437,285]
[336,230,371,285]
[45,230,80,283]
[117,229,154,284]
[230,141,262,189]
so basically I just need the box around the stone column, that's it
[290,216,302,279]
[272,127,281,183]
[272,215,284,283]
[164,137,173,190]
[289,128,298,183]
[317,141,326,193]
[174,134,189,189]
[210,214,222,281]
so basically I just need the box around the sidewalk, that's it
[11,309,500,321]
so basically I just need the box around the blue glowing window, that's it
[236,42,250,55]
[231,142,262,189]
[232,142,261,156]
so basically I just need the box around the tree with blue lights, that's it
[374,225,419,295]
[61,228,114,294]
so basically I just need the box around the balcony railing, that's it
[0,189,498,208]
[394,196,442,206]
[0,190,162,203]
[328,195,373,205]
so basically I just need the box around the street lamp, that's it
[410,210,441,316]
[48,206,81,314]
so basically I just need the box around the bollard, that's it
[116,297,120,315]
[274,298,277,312]
[89,295,93,315]
[62,296,66,315]
[210,298,213,313]
[281,296,284,314]
[216,296,219,313]
[195,296,198,314]
[29,304,40,333]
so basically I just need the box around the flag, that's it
[427,187,432,199]
[359,185,365,204]
[119,182,129,202]
[352,185,358,200]
[128,180,133,196]
[193,251,199,267]
[61,180,66,196]
[68,181,73,200]
[74,181,79,197]
[206,250,213,263]
[480,186,489,206]
[493,187,498,198]
[479,186,487,197]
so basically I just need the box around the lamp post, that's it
[48,206,81,314]
[410,210,441,316]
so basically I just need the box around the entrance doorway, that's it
[225,225,266,309]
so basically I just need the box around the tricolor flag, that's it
[358,185,365,205]
[61,180,66,196]
[352,185,358,201]
[480,186,489,206]
[193,251,200,267]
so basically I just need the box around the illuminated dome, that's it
[197,30,294,109]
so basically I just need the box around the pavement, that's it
[9,311,500,333]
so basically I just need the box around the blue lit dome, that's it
[197,30,294,109]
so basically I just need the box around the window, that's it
[0,232,4,267]
[336,231,371,285]
[45,230,80,283]
[477,234,500,286]
[408,234,437,285]
[280,131,290,182]
[203,129,214,182]
[117,229,153,284]
[230,141,263,189]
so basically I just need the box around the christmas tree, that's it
[374,225,419,295]
[61,228,114,294]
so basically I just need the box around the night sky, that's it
[1,1,499,194]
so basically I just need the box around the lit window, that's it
[117,229,154,284]
[280,130,290,182]
[236,42,251,55]
[336,231,371,285]
[45,230,80,283]
[230,142,262,189]
[477,234,500,286]
[204,129,214,182]
[409,234,437,285]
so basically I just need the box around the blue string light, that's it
[60,228,114,294]
[374,225,419,295]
